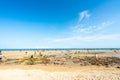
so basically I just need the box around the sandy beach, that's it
[0,50,120,80]
[0,65,120,80]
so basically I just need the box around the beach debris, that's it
[116,66,120,69]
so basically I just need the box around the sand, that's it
[2,50,120,59]
[0,50,120,80]
[0,65,120,80]
[0,69,120,80]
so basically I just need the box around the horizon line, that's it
[0,48,120,51]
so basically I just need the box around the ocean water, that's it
[0,48,120,51]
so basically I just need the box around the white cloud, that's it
[52,34,120,43]
[33,34,120,48]
[79,10,91,22]
[33,10,118,48]
[45,10,118,48]
[49,10,117,47]
[73,10,114,35]
[72,21,114,34]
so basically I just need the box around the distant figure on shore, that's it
[30,55,33,58]
[114,50,117,53]
[25,51,28,55]
[39,52,42,56]
[0,50,2,61]
[0,50,2,55]
[95,54,98,58]
[34,51,36,55]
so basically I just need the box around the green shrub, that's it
[26,58,35,65]
[41,56,50,64]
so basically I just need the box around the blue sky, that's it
[0,0,120,48]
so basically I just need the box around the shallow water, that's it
[8,60,17,63]
[114,54,120,58]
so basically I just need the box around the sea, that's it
[0,48,120,58]
[0,48,120,51]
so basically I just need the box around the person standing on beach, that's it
[39,51,42,56]
[95,54,98,58]
[0,50,3,61]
